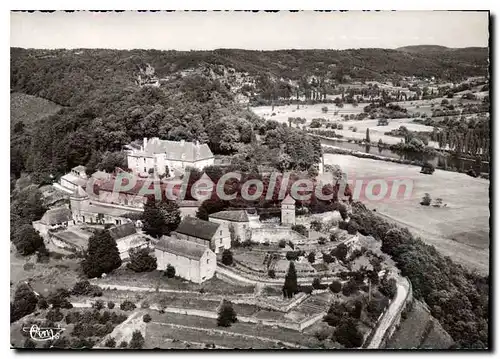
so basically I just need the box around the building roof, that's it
[175,216,220,241]
[72,165,86,172]
[282,194,296,205]
[61,173,88,187]
[40,207,72,225]
[108,222,137,240]
[134,138,214,162]
[209,210,249,223]
[155,236,209,261]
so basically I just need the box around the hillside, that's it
[10,92,62,125]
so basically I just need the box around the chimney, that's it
[143,137,148,151]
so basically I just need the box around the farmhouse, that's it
[155,235,216,283]
[32,206,73,239]
[126,137,214,177]
[108,222,149,260]
[209,210,250,241]
[174,216,230,254]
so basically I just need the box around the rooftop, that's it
[282,194,296,205]
[209,210,249,223]
[61,173,88,187]
[108,222,137,240]
[156,236,210,260]
[40,207,72,225]
[175,216,220,241]
[72,165,86,172]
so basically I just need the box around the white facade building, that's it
[126,137,214,177]
[209,210,250,242]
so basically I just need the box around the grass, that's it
[324,153,490,275]
[95,267,254,294]
[10,92,62,126]
[386,300,454,349]
[147,310,315,348]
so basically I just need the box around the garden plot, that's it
[324,153,490,275]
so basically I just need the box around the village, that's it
[9,11,490,351]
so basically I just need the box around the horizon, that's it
[11,11,489,50]
[10,44,489,51]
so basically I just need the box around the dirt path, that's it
[376,212,489,276]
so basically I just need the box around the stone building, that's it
[174,216,230,254]
[209,210,250,242]
[155,235,216,283]
[32,206,73,239]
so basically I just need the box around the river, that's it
[320,137,490,174]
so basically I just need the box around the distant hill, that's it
[396,45,453,53]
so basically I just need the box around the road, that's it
[366,278,410,349]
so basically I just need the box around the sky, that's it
[10,11,489,50]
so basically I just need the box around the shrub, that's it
[329,232,338,242]
[23,338,36,348]
[268,269,276,279]
[380,278,398,299]
[318,237,327,245]
[165,264,176,278]
[420,193,432,206]
[322,252,334,264]
[37,298,49,310]
[105,338,116,348]
[312,278,321,290]
[127,248,157,272]
[421,162,435,175]
[291,225,307,236]
[329,280,342,293]
[47,288,71,309]
[347,221,359,235]
[119,341,128,348]
[334,318,364,348]
[46,308,63,322]
[342,279,358,296]
[120,301,136,311]
[278,239,286,248]
[107,301,115,310]
[143,314,152,323]
[221,250,233,266]
[307,252,316,264]
[92,300,105,310]
[338,221,349,230]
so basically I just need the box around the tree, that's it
[278,239,286,248]
[380,277,398,299]
[12,224,45,256]
[282,261,298,298]
[81,230,122,278]
[129,330,145,349]
[120,300,136,311]
[334,317,364,348]
[127,248,157,272]
[221,249,233,266]
[165,264,176,278]
[333,243,348,262]
[47,288,72,309]
[421,193,432,206]
[310,220,322,232]
[143,314,152,323]
[217,300,237,327]
[329,280,342,293]
[142,197,181,238]
[366,128,371,143]
[322,106,328,113]
[268,269,276,278]
[308,251,316,264]
[11,283,38,323]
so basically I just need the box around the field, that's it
[10,92,62,125]
[324,153,490,275]
[251,103,437,147]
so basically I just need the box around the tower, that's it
[281,194,296,226]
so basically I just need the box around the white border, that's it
[2,2,497,359]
